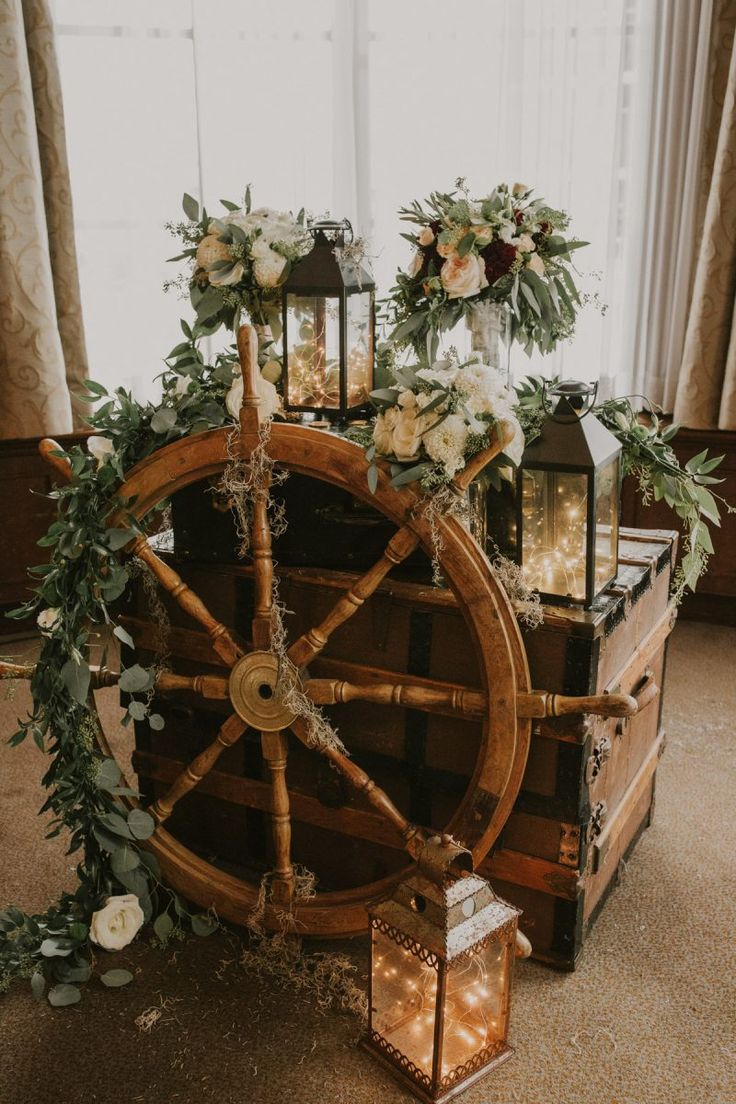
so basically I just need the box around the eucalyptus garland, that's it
[0,328,231,1006]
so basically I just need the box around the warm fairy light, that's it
[286,294,372,411]
[372,929,509,1082]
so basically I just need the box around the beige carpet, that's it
[0,621,734,1104]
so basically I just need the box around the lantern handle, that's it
[542,378,598,422]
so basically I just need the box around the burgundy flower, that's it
[513,209,524,226]
[481,240,517,285]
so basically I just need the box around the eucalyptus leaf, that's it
[128,808,155,840]
[48,983,81,1007]
[182,192,199,221]
[60,658,91,705]
[118,665,151,693]
[191,913,218,937]
[150,407,177,435]
[100,969,134,988]
[153,912,174,943]
[96,758,122,792]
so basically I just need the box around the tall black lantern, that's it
[516,381,621,609]
[282,217,375,422]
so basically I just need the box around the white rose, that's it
[499,221,517,244]
[418,226,435,247]
[173,373,192,397]
[373,407,399,455]
[500,414,525,466]
[226,370,281,421]
[440,252,488,300]
[253,248,287,288]
[89,893,144,951]
[37,607,61,635]
[512,182,530,196]
[472,225,494,246]
[196,233,232,273]
[87,435,114,468]
[390,400,428,462]
[515,233,535,253]
[526,252,545,276]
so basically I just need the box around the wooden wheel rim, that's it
[98,423,532,936]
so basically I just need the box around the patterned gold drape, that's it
[0,0,87,439]
[675,3,736,429]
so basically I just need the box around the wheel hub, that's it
[228,652,296,731]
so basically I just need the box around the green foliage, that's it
[0,333,256,1005]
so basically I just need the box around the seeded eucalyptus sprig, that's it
[513,378,732,602]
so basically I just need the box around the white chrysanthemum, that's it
[454,362,511,414]
[416,364,458,390]
[422,412,470,477]
[253,249,288,288]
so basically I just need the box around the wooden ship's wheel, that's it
[5,326,637,938]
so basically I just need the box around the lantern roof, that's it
[370,837,519,960]
[522,394,621,471]
[284,219,374,294]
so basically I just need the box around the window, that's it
[54,0,656,399]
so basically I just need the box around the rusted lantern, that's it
[362,835,520,1103]
[281,217,375,423]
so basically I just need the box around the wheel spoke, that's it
[287,525,420,669]
[261,729,295,907]
[150,713,245,824]
[130,536,243,667]
[250,490,274,651]
[289,715,425,859]
[303,677,487,718]
[156,671,230,699]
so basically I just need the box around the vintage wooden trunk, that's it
[121,526,676,970]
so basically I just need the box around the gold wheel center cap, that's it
[228,652,297,732]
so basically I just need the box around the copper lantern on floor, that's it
[281,217,375,423]
[517,380,621,608]
[362,835,520,1103]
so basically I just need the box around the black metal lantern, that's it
[281,217,375,422]
[363,835,520,1104]
[515,380,621,608]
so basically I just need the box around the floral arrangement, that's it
[365,358,524,493]
[166,188,313,335]
[388,181,588,361]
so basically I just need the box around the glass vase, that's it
[465,301,512,386]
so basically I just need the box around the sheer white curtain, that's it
[53,0,660,400]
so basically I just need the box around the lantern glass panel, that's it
[284,293,341,409]
[594,456,619,592]
[440,939,510,1080]
[371,926,438,1078]
[521,469,588,601]
[345,291,374,407]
